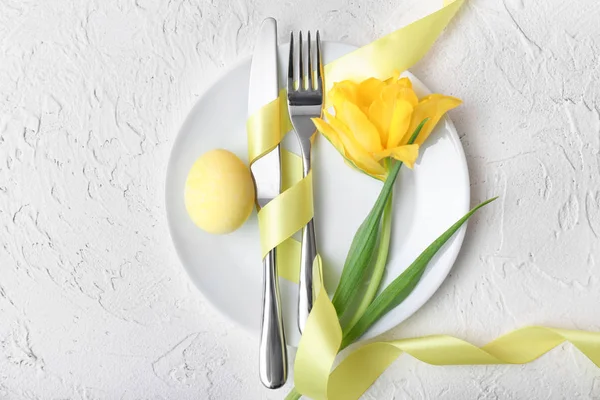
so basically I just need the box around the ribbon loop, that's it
[257,171,314,258]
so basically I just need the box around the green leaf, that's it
[340,197,498,348]
[331,119,428,317]
[344,193,394,331]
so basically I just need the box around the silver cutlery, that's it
[287,30,324,334]
[249,18,287,389]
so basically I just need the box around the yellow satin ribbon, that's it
[246,1,600,400]
[322,0,464,88]
[295,256,342,399]
[247,92,308,264]
[325,327,600,400]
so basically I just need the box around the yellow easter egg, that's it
[184,149,255,234]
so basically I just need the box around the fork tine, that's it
[288,32,294,92]
[307,31,313,90]
[298,31,304,91]
[316,31,323,92]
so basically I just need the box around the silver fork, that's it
[287,31,324,333]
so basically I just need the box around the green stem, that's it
[344,192,393,332]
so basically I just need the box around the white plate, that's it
[166,42,470,347]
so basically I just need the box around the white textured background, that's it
[1,0,599,398]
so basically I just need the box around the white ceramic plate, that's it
[166,42,470,347]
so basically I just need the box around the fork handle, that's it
[298,218,317,333]
[259,248,288,388]
[297,137,317,334]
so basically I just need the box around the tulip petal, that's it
[343,158,387,181]
[357,78,386,113]
[400,88,419,107]
[373,144,420,169]
[382,83,419,108]
[386,99,413,148]
[340,100,383,153]
[330,81,359,114]
[402,94,462,146]
[381,84,400,102]
[397,77,412,88]
[315,114,385,179]
[325,110,387,178]
[368,98,393,147]
[312,116,345,157]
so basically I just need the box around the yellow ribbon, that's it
[325,327,600,399]
[247,97,281,162]
[246,1,600,400]
[322,0,464,88]
[295,256,342,400]
[257,170,313,258]
[247,91,307,264]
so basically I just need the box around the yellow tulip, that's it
[312,74,461,180]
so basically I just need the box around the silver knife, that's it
[248,17,287,389]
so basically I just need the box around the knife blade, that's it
[248,17,287,389]
[249,20,281,209]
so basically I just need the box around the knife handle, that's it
[259,247,288,389]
